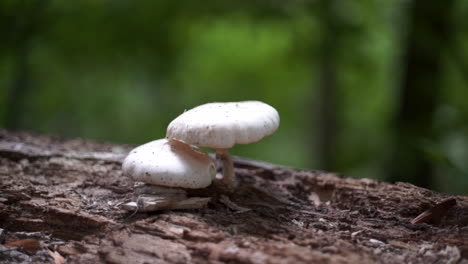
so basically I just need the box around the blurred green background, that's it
[1,0,468,194]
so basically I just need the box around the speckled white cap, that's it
[122,139,216,189]
[167,101,280,149]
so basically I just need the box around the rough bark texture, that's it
[0,129,467,264]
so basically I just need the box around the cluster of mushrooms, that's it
[121,101,280,212]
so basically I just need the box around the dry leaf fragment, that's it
[4,239,41,254]
[411,198,457,224]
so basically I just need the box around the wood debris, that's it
[121,184,211,212]
[3,239,41,255]
[411,198,457,224]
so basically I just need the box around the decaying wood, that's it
[0,129,467,264]
[121,184,211,212]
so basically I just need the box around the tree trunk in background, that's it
[5,43,30,129]
[388,0,455,188]
[316,0,338,171]
[3,0,48,129]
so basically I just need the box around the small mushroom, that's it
[121,138,216,212]
[123,138,216,189]
[166,101,280,189]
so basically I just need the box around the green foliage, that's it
[1,0,467,194]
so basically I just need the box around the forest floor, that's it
[0,129,467,263]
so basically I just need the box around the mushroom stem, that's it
[215,149,237,189]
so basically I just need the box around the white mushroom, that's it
[122,138,216,189]
[166,101,280,189]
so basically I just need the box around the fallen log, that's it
[0,129,467,263]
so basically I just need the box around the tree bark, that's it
[0,129,467,263]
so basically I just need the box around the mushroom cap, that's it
[122,139,216,189]
[167,101,280,149]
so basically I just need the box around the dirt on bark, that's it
[0,129,467,264]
